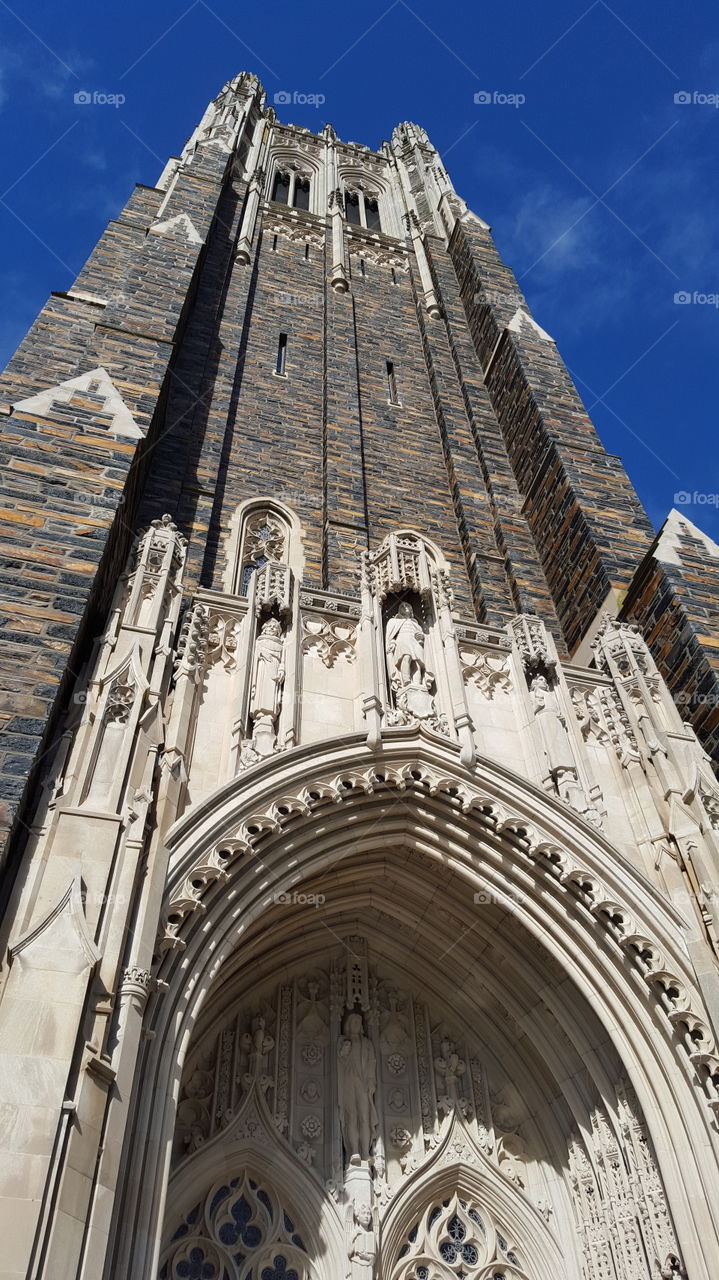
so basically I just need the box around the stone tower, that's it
[0,71,718,1280]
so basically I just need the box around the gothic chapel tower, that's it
[3,71,719,1280]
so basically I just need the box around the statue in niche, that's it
[379,986,411,1054]
[434,1036,470,1118]
[346,1201,376,1279]
[385,602,435,721]
[296,978,330,1046]
[249,617,285,756]
[241,1014,274,1093]
[337,1011,379,1161]
[386,602,427,688]
[530,674,602,822]
[529,674,574,775]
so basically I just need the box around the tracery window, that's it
[271,171,291,204]
[392,1193,530,1280]
[159,1174,310,1280]
[343,185,382,231]
[271,169,312,210]
[235,509,289,596]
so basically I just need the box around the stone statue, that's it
[434,1036,469,1117]
[530,674,574,775]
[249,617,285,756]
[385,602,427,690]
[241,1014,274,1093]
[337,1011,378,1161]
[296,978,330,1046]
[379,987,411,1054]
[347,1202,376,1279]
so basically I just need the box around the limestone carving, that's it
[249,617,285,755]
[530,674,574,774]
[461,646,512,697]
[379,987,411,1054]
[302,614,356,667]
[296,977,330,1044]
[385,602,437,723]
[337,1011,379,1161]
[346,1201,376,1279]
[386,602,428,689]
[434,1036,469,1118]
[241,1014,274,1093]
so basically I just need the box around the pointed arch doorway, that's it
[108,735,715,1279]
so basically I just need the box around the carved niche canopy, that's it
[367,532,434,603]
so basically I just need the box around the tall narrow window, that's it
[235,509,290,595]
[293,177,310,210]
[345,191,361,225]
[275,333,288,377]
[272,171,291,204]
[365,197,381,231]
[386,360,399,405]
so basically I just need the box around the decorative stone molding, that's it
[157,746,719,1122]
[263,206,325,248]
[367,531,433,602]
[509,614,557,677]
[299,590,361,619]
[148,212,204,245]
[302,614,357,667]
[13,365,144,439]
[460,647,512,698]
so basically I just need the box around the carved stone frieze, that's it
[461,646,512,697]
[302,614,357,667]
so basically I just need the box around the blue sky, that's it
[1,0,718,535]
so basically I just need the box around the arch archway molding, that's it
[114,729,719,1279]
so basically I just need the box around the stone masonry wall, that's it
[623,517,719,763]
[0,139,237,867]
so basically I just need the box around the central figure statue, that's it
[337,1011,378,1162]
[385,601,427,689]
